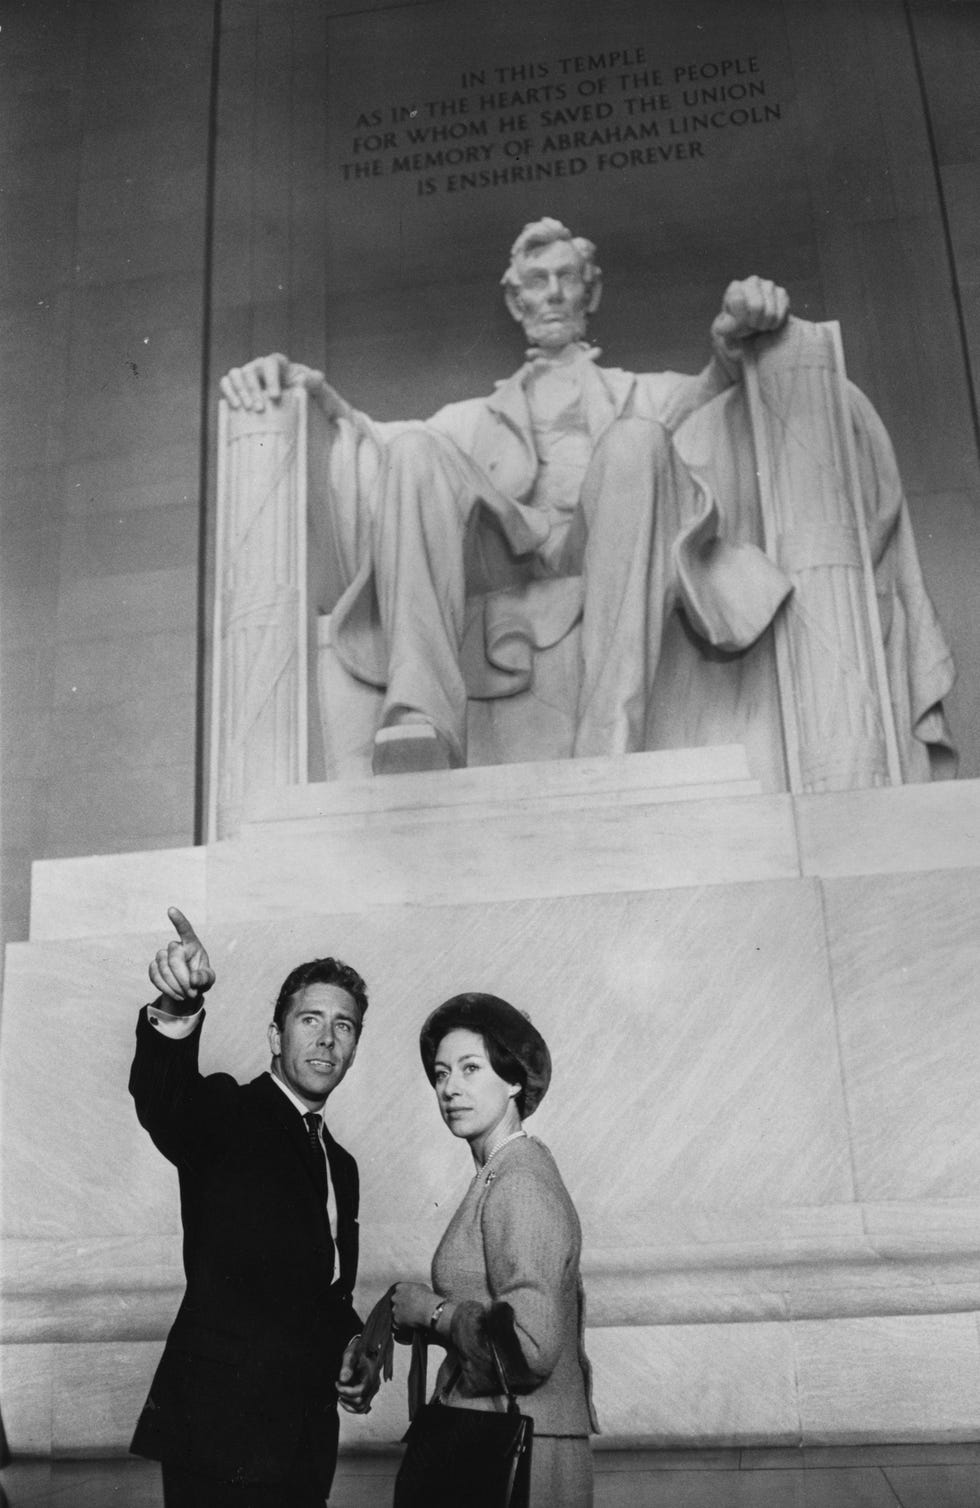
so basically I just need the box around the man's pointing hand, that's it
[149,906,216,1005]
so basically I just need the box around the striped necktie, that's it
[303,1111,329,1203]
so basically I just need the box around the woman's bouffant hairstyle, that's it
[480,1034,530,1117]
[420,992,551,1117]
[272,957,369,1037]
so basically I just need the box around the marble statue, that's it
[217,218,954,796]
[221,220,796,775]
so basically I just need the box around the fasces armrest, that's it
[743,317,902,793]
[209,387,323,838]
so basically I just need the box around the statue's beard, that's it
[522,308,588,349]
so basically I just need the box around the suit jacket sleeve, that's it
[129,1004,240,1168]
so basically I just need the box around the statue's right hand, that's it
[149,906,216,1005]
[219,354,326,413]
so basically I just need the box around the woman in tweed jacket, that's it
[391,992,598,1507]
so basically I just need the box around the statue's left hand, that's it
[711,276,790,360]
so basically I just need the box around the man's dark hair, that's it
[272,957,369,1037]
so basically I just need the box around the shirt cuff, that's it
[146,1002,204,1038]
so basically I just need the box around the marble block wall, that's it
[3,768,980,1454]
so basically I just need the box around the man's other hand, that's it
[336,1339,378,1414]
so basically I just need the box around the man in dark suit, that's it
[129,907,377,1507]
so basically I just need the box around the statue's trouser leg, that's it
[571,416,689,758]
[371,430,531,764]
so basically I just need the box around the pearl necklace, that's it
[479,1128,527,1184]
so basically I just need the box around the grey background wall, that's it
[0,0,216,957]
[2,0,979,977]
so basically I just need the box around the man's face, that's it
[268,982,361,1109]
[509,240,593,352]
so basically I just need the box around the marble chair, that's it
[209,319,954,838]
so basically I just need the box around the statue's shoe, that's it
[371,721,454,776]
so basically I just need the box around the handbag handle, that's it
[486,1333,521,1418]
[408,1320,520,1419]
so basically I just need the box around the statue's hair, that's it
[501,217,601,292]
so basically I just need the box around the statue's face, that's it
[510,240,592,351]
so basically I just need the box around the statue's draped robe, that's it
[316,342,954,783]
[666,380,956,784]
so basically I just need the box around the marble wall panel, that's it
[29,846,205,941]
[8,1198,980,1350]
[2,1234,183,1344]
[59,507,201,584]
[242,747,759,824]
[855,215,977,497]
[74,188,207,288]
[63,443,201,519]
[10,1311,980,1455]
[64,308,203,464]
[5,880,850,1246]
[208,794,799,923]
[796,781,980,879]
[0,939,190,1239]
[8,1309,980,1456]
[0,0,212,959]
[1,850,34,952]
[822,866,980,1202]
[147,883,851,1227]
[0,299,73,471]
[793,1313,980,1443]
[54,568,197,643]
[52,631,199,713]
[51,1341,161,1455]
[0,1342,54,1456]
[39,765,197,860]
[786,0,932,225]
[910,0,980,167]
[43,694,197,783]
[586,1323,800,1445]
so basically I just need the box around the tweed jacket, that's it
[430,1134,598,1437]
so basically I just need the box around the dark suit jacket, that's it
[129,1006,361,1490]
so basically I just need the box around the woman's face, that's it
[432,1028,518,1143]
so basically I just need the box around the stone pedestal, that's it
[4,761,980,1453]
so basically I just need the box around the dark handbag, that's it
[393,1335,534,1508]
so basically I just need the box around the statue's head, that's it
[501,218,603,352]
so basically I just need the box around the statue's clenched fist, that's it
[711,276,790,360]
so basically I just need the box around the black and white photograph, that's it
[1,2,979,1504]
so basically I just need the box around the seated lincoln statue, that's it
[220,217,955,786]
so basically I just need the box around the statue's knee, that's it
[385,430,458,494]
[586,415,672,502]
[379,429,462,527]
[385,428,446,472]
[602,413,671,458]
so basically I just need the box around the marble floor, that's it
[3,1444,980,1507]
